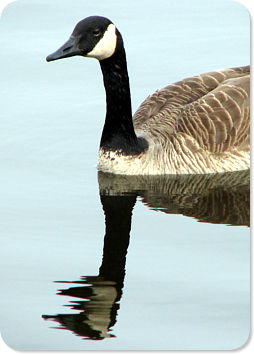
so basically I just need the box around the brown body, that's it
[99,66,250,174]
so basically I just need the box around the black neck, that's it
[99,32,147,154]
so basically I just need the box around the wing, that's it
[133,66,250,153]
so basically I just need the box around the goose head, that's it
[46,16,118,62]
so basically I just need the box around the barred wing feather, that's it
[133,66,250,154]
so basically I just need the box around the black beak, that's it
[46,36,82,62]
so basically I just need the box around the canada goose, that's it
[47,16,250,175]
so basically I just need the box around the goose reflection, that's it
[99,170,250,226]
[42,170,249,340]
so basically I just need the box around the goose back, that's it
[127,66,250,174]
[134,66,249,150]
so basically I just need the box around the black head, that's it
[46,16,118,62]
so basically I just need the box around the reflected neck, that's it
[99,193,137,286]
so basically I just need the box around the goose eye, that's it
[93,29,101,37]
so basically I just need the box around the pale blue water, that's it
[0,0,250,350]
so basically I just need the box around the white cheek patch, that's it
[87,24,117,60]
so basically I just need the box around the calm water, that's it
[0,0,250,350]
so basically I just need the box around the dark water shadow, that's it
[42,170,250,340]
